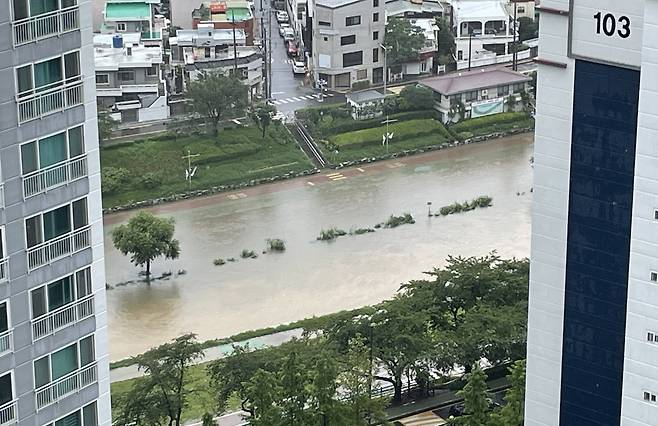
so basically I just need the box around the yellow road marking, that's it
[326,172,342,177]
[331,176,347,181]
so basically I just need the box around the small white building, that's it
[451,0,516,70]
[94,34,169,123]
[346,89,387,120]
[170,25,264,100]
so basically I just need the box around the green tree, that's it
[111,211,181,276]
[186,72,248,137]
[246,369,283,426]
[201,412,218,426]
[490,360,526,426]
[399,85,434,111]
[383,17,426,74]
[116,334,204,426]
[436,17,455,61]
[249,102,277,139]
[517,17,538,42]
[453,364,489,426]
[97,107,118,145]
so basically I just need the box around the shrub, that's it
[383,213,415,228]
[437,196,493,216]
[399,85,434,111]
[213,258,226,266]
[317,227,347,241]
[240,249,257,259]
[350,228,375,235]
[330,119,451,148]
[102,167,131,195]
[266,238,286,252]
[138,172,162,189]
[450,112,532,133]
[352,80,370,91]
[326,110,439,135]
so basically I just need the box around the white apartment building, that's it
[94,34,169,123]
[1,0,111,424]
[310,0,386,89]
[525,0,658,425]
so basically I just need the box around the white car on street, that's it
[282,28,295,42]
[276,11,289,23]
[278,23,290,37]
[292,60,306,75]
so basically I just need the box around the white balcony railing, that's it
[0,258,8,284]
[17,80,83,124]
[0,330,12,358]
[32,295,94,341]
[12,6,79,47]
[0,400,17,425]
[35,362,97,410]
[23,155,87,199]
[27,226,91,271]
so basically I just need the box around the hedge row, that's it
[330,119,449,147]
[450,112,532,133]
[326,110,440,135]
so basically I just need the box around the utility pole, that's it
[468,32,472,71]
[182,150,200,191]
[380,44,388,94]
[512,0,518,71]
[262,15,268,98]
[268,9,272,99]
[381,115,397,154]
[232,10,238,73]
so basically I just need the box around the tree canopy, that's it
[97,107,118,144]
[186,72,248,137]
[517,17,538,42]
[115,334,204,426]
[436,17,455,62]
[383,18,426,73]
[249,102,277,139]
[111,211,181,276]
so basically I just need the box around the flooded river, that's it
[104,134,534,360]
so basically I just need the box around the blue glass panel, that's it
[560,60,640,425]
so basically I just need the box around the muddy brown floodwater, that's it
[103,134,534,360]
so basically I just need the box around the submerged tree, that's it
[112,211,181,276]
[249,102,277,139]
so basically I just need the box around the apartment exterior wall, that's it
[525,1,658,425]
[311,0,385,89]
[0,0,111,423]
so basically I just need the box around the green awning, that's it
[105,2,150,20]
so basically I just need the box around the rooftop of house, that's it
[420,68,531,95]
[408,17,438,39]
[454,0,508,21]
[172,25,247,45]
[385,0,444,18]
[184,46,263,68]
[105,1,152,20]
[315,0,363,10]
[346,89,387,104]
[94,35,163,70]
[193,0,253,20]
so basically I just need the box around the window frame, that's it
[372,12,379,22]
[372,31,378,41]
[0,226,6,260]
[14,49,81,98]
[95,74,110,85]
[48,400,98,426]
[0,370,15,407]
[345,15,361,26]
[373,0,378,6]
[30,266,93,320]
[24,196,89,249]
[342,50,363,68]
[32,333,96,391]
[19,124,85,176]
[117,70,136,82]
[318,20,331,26]
[0,299,11,335]
[651,271,658,282]
[340,35,356,46]
[372,47,379,63]
[116,22,127,32]
[11,0,79,21]
[146,65,158,76]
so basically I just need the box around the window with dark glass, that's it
[15,52,81,98]
[0,373,12,406]
[21,126,85,174]
[34,336,95,389]
[0,302,8,335]
[373,31,378,40]
[318,21,330,26]
[341,35,356,46]
[373,48,379,62]
[31,268,92,320]
[25,198,88,248]
[373,12,379,22]
[343,51,363,67]
[118,71,135,82]
[345,15,360,26]
[373,0,378,6]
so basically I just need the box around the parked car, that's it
[276,10,289,23]
[292,60,306,75]
[287,41,299,57]
[278,23,291,37]
[283,28,295,43]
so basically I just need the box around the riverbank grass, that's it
[101,125,313,208]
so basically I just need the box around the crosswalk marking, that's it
[227,192,248,200]
[326,172,341,177]
[326,172,347,181]
[307,181,315,186]
[271,92,336,106]
[356,168,365,173]
[332,176,347,181]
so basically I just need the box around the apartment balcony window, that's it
[47,401,97,426]
[15,51,83,124]
[11,0,79,46]
[21,126,87,198]
[0,302,12,358]
[31,268,93,341]
[25,198,90,271]
[0,229,7,284]
[34,335,97,410]
[0,373,16,425]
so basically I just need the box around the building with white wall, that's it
[525,0,658,424]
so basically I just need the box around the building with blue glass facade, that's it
[525,0,658,425]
